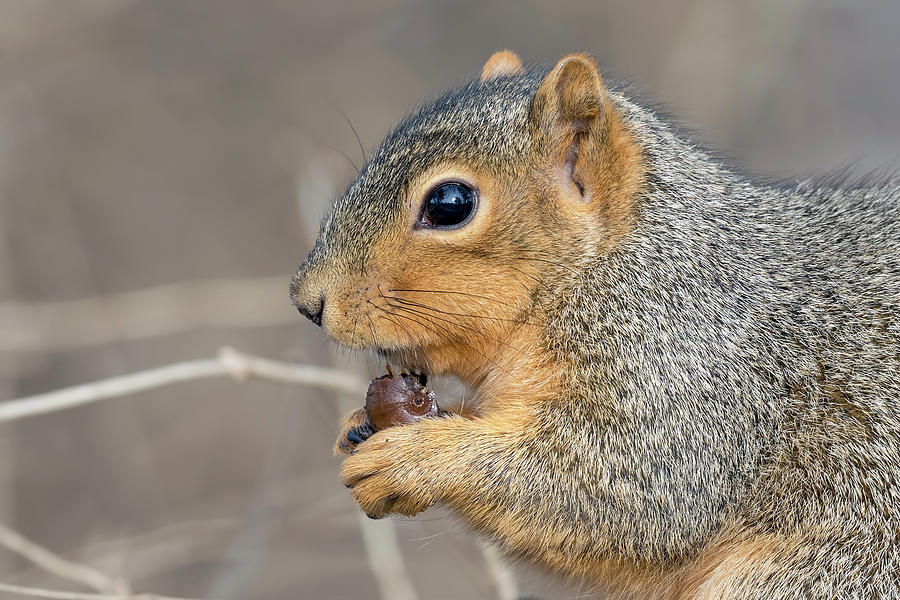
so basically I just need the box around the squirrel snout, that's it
[290,272,326,328]
[296,294,325,327]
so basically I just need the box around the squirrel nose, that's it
[290,270,327,328]
[296,294,325,327]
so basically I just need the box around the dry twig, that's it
[0,523,129,595]
[0,347,373,599]
[331,355,419,600]
[0,331,512,598]
[0,581,199,600]
[0,277,294,353]
[478,540,519,600]
[0,347,368,422]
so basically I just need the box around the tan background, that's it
[0,1,898,598]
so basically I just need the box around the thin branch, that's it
[0,347,368,422]
[295,161,417,600]
[354,515,418,600]
[477,539,518,600]
[0,277,295,353]
[0,524,129,595]
[329,354,418,600]
[0,582,200,600]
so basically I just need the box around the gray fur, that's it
[298,64,900,597]
[296,68,548,275]
[540,91,900,594]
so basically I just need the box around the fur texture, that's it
[291,53,900,598]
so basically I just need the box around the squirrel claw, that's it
[344,469,376,489]
[334,407,373,455]
[346,423,375,446]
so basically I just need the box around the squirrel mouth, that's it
[374,347,428,383]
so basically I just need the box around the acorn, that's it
[364,366,445,431]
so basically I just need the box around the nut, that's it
[364,369,443,430]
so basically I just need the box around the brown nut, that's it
[364,370,443,431]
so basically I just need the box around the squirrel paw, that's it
[334,408,374,455]
[340,427,436,518]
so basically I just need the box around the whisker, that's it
[388,288,510,305]
[384,298,525,357]
[384,295,538,326]
[372,303,456,362]
[372,311,428,367]
[364,311,378,346]
[372,299,512,375]
[372,312,412,349]
[334,104,367,166]
[332,147,359,175]
[367,299,415,342]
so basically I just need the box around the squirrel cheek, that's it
[332,281,396,347]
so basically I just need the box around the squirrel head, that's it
[291,52,642,385]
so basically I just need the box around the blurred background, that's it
[0,1,897,598]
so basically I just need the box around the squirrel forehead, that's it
[349,68,544,204]
[378,68,544,169]
[316,67,548,262]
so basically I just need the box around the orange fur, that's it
[480,49,524,81]
[290,49,900,600]
[672,535,798,600]
[532,53,643,251]
[306,52,654,594]
[330,59,650,568]
[312,55,642,386]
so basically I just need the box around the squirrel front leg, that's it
[340,407,601,573]
[340,412,508,518]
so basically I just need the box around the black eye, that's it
[419,182,477,229]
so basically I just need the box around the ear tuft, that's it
[480,50,523,82]
[532,53,604,134]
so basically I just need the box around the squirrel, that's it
[290,51,900,599]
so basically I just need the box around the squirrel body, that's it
[291,52,900,598]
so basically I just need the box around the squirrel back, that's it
[291,51,900,598]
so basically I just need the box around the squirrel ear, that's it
[480,50,523,82]
[531,53,603,136]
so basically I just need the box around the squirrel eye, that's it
[419,182,477,229]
